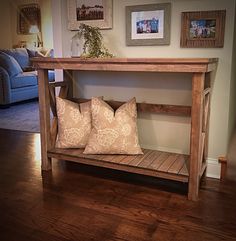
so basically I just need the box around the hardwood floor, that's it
[0,128,236,241]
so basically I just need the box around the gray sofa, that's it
[0,48,54,107]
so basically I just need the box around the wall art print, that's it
[180,10,226,48]
[67,0,112,30]
[126,3,171,46]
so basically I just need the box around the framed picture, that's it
[17,4,41,35]
[126,3,171,46]
[180,10,226,48]
[67,0,112,30]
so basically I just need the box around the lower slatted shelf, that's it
[48,148,189,183]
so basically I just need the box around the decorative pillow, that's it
[0,52,23,78]
[1,48,30,69]
[26,48,44,58]
[26,48,37,57]
[56,97,92,148]
[83,97,143,155]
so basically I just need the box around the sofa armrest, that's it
[0,66,11,105]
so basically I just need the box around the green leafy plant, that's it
[75,23,113,58]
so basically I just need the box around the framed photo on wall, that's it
[67,0,113,30]
[126,3,171,46]
[180,10,226,48]
[17,4,41,34]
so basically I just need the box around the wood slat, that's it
[50,117,58,147]
[49,81,68,88]
[48,85,57,117]
[64,148,84,155]
[138,150,162,168]
[158,154,178,172]
[203,87,211,96]
[128,149,153,166]
[72,98,191,116]
[147,152,170,170]
[203,73,211,169]
[179,162,189,176]
[168,155,186,174]
[109,154,131,163]
[96,154,122,162]
[200,133,206,164]
[87,153,135,163]
[203,93,210,132]
[63,70,73,99]
[49,81,68,118]
[59,85,69,99]
[119,155,139,165]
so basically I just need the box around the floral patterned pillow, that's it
[56,97,92,148]
[83,97,143,155]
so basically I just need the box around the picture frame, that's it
[17,4,41,35]
[67,0,113,30]
[180,10,226,48]
[126,3,171,46]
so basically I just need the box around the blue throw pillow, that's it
[0,52,23,78]
[0,48,30,69]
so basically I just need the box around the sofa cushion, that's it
[0,52,23,78]
[1,48,30,69]
[11,71,37,89]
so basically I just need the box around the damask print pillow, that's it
[56,97,92,148]
[83,97,143,155]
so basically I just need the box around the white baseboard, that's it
[206,158,221,179]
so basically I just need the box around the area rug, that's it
[0,101,40,132]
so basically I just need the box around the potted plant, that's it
[71,24,113,58]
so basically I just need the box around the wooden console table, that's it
[32,58,218,201]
